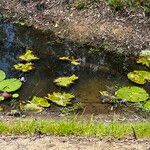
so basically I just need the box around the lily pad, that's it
[14,63,34,72]
[54,74,78,87]
[0,96,4,101]
[19,50,39,62]
[115,86,149,103]
[137,50,150,68]
[12,93,19,98]
[23,103,43,113]
[127,70,150,84]
[59,56,80,66]
[31,96,50,107]
[0,78,22,92]
[45,92,75,106]
[143,101,150,110]
[0,70,6,82]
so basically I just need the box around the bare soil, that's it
[0,0,150,56]
[0,136,150,150]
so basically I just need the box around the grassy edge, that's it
[0,118,149,138]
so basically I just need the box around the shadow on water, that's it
[0,21,149,119]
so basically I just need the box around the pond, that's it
[0,21,149,120]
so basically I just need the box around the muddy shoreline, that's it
[0,0,150,56]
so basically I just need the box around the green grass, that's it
[0,118,149,138]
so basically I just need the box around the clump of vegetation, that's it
[74,0,87,10]
[14,63,34,72]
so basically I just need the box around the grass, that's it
[0,118,149,138]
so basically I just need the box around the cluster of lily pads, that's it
[100,49,150,110]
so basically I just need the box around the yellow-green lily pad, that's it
[54,74,78,87]
[0,70,6,82]
[115,86,149,103]
[45,92,75,106]
[143,101,150,110]
[23,103,43,113]
[127,70,150,84]
[19,50,39,62]
[14,62,34,72]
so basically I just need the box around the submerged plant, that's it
[59,56,80,66]
[115,86,149,103]
[0,70,6,82]
[19,50,39,62]
[137,50,150,68]
[45,92,75,106]
[0,78,22,92]
[54,74,78,87]
[31,96,50,107]
[14,63,34,72]
[127,70,150,84]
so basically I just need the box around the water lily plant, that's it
[14,62,34,72]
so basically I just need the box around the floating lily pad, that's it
[137,50,150,68]
[19,50,39,62]
[31,96,50,107]
[59,56,80,66]
[54,74,78,87]
[0,70,6,82]
[23,103,43,113]
[45,92,75,106]
[14,63,34,72]
[143,101,150,110]
[12,93,19,98]
[0,78,22,92]
[115,86,149,103]
[0,96,4,101]
[127,70,150,84]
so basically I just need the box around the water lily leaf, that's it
[137,50,150,67]
[0,78,22,92]
[54,74,78,87]
[143,101,150,110]
[45,92,75,106]
[19,50,39,62]
[14,63,34,72]
[0,70,6,82]
[23,103,43,113]
[115,86,149,103]
[59,56,80,66]
[31,96,50,107]
[127,70,150,84]
[0,96,4,101]
[12,93,19,98]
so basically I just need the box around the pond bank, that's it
[0,0,150,56]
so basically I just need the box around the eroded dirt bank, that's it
[0,136,150,150]
[0,0,150,56]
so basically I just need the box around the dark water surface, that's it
[0,21,149,119]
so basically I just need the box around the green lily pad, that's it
[143,101,150,110]
[12,93,19,98]
[23,103,43,113]
[127,70,150,84]
[45,92,75,106]
[0,78,22,92]
[14,63,34,72]
[137,50,150,68]
[31,96,50,107]
[0,70,6,82]
[19,50,39,62]
[59,56,80,66]
[0,96,4,101]
[115,86,149,103]
[54,74,78,87]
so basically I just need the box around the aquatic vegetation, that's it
[0,70,6,82]
[59,56,80,66]
[14,63,34,72]
[31,96,50,107]
[45,92,75,106]
[12,93,19,98]
[137,50,150,68]
[54,74,78,87]
[19,50,39,62]
[23,102,43,113]
[15,20,27,26]
[0,96,4,101]
[127,70,150,84]
[115,86,149,103]
[143,101,150,110]
[0,78,22,92]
